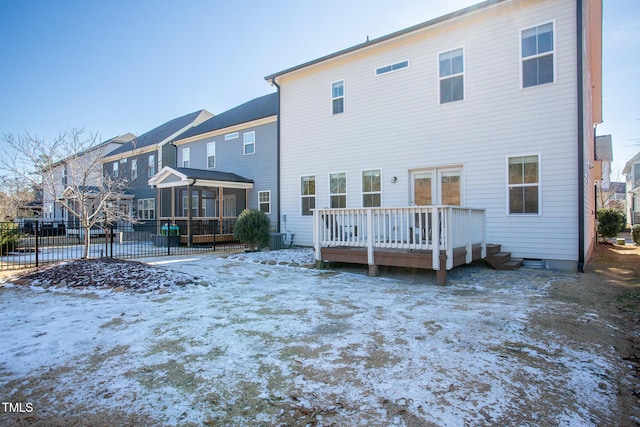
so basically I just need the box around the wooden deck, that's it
[317,243,484,285]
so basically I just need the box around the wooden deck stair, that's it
[484,244,523,271]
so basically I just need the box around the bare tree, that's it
[0,129,130,258]
[0,175,37,220]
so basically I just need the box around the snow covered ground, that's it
[0,248,620,426]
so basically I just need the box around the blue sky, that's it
[0,0,638,174]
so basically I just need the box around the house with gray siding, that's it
[265,0,602,281]
[148,93,278,242]
[101,110,212,223]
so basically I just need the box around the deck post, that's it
[466,208,473,264]
[436,252,447,285]
[314,209,323,268]
[446,207,453,270]
[366,209,375,273]
[432,207,440,270]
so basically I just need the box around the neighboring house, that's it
[42,133,135,224]
[265,0,602,277]
[623,152,640,226]
[148,93,277,242]
[604,181,626,214]
[595,134,612,192]
[100,110,213,224]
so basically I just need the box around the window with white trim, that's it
[137,198,155,220]
[258,190,271,214]
[376,60,409,75]
[508,155,539,214]
[362,169,381,207]
[61,168,67,185]
[131,158,138,180]
[439,48,464,103]
[301,175,316,216]
[112,161,119,177]
[329,172,346,208]
[207,142,216,168]
[148,154,155,177]
[243,131,255,155]
[521,22,554,88]
[225,132,239,140]
[332,80,344,114]
[182,147,190,168]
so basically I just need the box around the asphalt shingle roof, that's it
[173,167,253,184]
[108,110,208,156]
[177,93,277,140]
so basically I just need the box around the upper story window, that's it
[61,168,67,185]
[131,159,138,180]
[301,175,316,216]
[439,48,464,103]
[225,132,239,140]
[362,169,381,207]
[207,142,216,168]
[244,132,255,155]
[330,172,346,208]
[112,161,119,178]
[182,147,190,168]
[376,60,409,75]
[148,154,155,177]
[521,22,554,88]
[332,80,345,115]
[508,155,540,215]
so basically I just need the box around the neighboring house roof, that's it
[148,166,254,190]
[595,135,613,161]
[264,0,505,81]
[45,133,136,171]
[609,182,626,193]
[107,110,212,157]
[177,93,277,141]
[623,152,640,174]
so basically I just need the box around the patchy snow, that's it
[0,248,620,425]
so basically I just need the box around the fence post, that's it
[35,219,39,268]
[167,223,171,257]
[110,224,114,258]
[213,223,217,251]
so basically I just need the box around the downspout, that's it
[270,77,281,233]
[577,0,585,272]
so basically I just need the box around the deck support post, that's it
[436,253,447,285]
[368,264,378,277]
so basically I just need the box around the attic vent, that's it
[376,60,409,75]
[225,132,239,140]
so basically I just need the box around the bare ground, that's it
[1,243,639,426]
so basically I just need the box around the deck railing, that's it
[314,206,486,270]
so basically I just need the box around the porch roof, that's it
[148,166,254,190]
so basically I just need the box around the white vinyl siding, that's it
[278,0,582,262]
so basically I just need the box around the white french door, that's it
[411,167,463,206]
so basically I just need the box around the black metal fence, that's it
[0,220,247,271]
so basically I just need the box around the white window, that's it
[207,142,216,168]
[113,161,119,177]
[376,60,409,75]
[439,48,464,103]
[508,155,540,214]
[148,154,155,177]
[182,147,190,168]
[137,198,155,220]
[362,169,381,207]
[244,131,255,155]
[329,172,346,208]
[521,22,554,88]
[225,132,239,140]
[258,191,271,214]
[131,159,138,180]
[61,168,67,185]
[332,80,344,114]
[301,175,316,216]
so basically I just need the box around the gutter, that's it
[270,77,281,233]
[577,0,585,272]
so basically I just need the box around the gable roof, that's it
[148,166,254,190]
[264,0,505,81]
[177,93,277,141]
[107,110,212,157]
[623,152,640,174]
